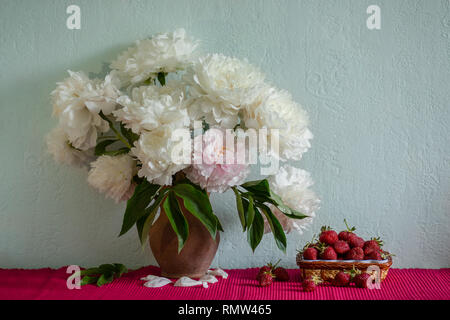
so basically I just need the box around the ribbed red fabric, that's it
[0,266,448,300]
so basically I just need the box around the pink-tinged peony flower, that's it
[184,128,250,193]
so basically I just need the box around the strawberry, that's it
[347,265,362,281]
[258,265,272,275]
[332,271,351,287]
[319,226,338,245]
[333,240,350,255]
[257,259,281,279]
[338,219,356,241]
[345,247,364,260]
[273,267,289,281]
[300,235,319,260]
[363,237,383,252]
[302,278,316,292]
[348,235,365,248]
[258,271,274,287]
[365,249,382,260]
[354,273,373,288]
[303,247,318,260]
[302,275,322,292]
[363,246,375,256]
[320,246,338,260]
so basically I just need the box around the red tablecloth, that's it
[0,266,448,300]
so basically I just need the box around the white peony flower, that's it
[111,28,198,87]
[51,71,120,151]
[87,154,137,203]
[46,126,92,168]
[243,87,313,161]
[265,165,320,234]
[131,126,190,185]
[114,81,189,134]
[185,54,265,128]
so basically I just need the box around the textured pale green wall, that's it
[1,0,449,269]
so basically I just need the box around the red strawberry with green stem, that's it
[258,271,274,287]
[320,245,338,260]
[363,237,384,252]
[302,275,322,292]
[257,259,281,278]
[258,265,271,275]
[319,226,339,245]
[299,234,319,260]
[303,247,318,260]
[338,219,356,241]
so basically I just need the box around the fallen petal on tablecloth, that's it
[199,274,218,287]
[174,276,204,287]
[141,275,172,288]
[207,268,228,279]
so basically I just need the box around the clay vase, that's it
[149,199,220,278]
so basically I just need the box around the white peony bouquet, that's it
[46,29,320,253]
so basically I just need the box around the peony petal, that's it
[141,275,172,288]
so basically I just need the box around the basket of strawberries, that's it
[296,220,393,284]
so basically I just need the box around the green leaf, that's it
[102,147,130,156]
[80,275,98,286]
[98,264,117,274]
[94,139,118,156]
[277,207,309,220]
[247,210,264,252]
[232,187,246,231]
[80,267,101,276]
[245,195,255,227]
[119,181,161,236]
[216,216,224,232]
[136,188,170,245]
[120,123,139,146]
[157,72,166,86]
[173,183,218,240]
[163,191,189,253]
[96,272,114,287]
[241,184,309,221]
[268,191,309,219]
[241,179,271,197]
[257,203,287,253]
[113,263,128,277]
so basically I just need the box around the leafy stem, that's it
[120,177,221,254]
[231,179,309,253]
[79,263,128,287]
[99,111,132,149]
[97,135,116,140]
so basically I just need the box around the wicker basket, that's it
[296,252,393,283]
